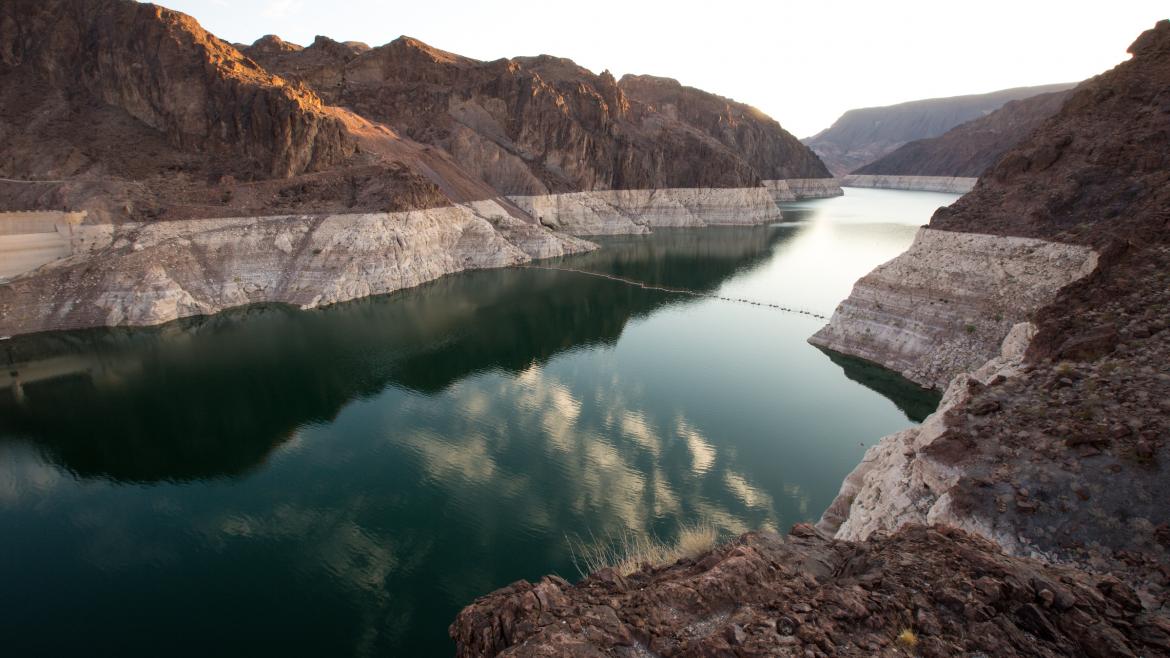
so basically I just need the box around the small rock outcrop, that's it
[809,228,1097,390]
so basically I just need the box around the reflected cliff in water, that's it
[819,349,942,422]
[0,226,799,482]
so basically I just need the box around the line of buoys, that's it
[523,265,827,320]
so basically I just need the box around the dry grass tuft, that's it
[897,627,919,649]
[568,522,719,578]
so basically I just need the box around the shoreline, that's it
[0,181,841,337]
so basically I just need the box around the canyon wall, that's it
[816,15,1170,615]
[507,181,841,236]
[0,203,593,336]
[840,174,977,194]
[244,40,834,195]
[808,228,1097,389]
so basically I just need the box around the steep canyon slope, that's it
[242,35,832,196]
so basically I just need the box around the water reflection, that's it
[0,189,956,657]
[0,226,787,482]
[819,349,942,422]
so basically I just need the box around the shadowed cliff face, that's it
[0,0,513,220]
[244,37,831,195]
[854,89,1074,178]
[0,0,354,179]
[0,227,790,482]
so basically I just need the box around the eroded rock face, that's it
[0,0,512,221]
[809,228,1097,390]
[508,188,785,236]
[840,175,977,194]
[244,37,833,195]
[450,524,1170,657]
[0,203,593,335]
[0,0,355,179]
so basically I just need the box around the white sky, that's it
[157,0,1167,138]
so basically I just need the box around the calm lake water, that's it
[0,188,956,657]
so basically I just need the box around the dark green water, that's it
[0,188,953,657]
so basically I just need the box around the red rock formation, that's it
[0,0,355,178]
[244,36,831,195]
[0,0,831,222]
[0,0,507,220]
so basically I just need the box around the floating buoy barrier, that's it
[522,265,827,320]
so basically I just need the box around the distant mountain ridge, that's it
[804,83,1077,176]
[242,35,830,197]
[853,88,1074,178]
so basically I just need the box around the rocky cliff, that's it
[855,89,1074,178]
[804,83,1076,176]
[0,0,509,222]
[816,13,1170,631]
[0,0,838,335]
[0,202,592,336]
[452,21,1170,657]
[243,36,834,196]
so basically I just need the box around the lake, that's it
[0,188,957,656]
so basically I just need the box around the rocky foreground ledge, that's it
[451,524,1170,657]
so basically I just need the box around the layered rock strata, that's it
[0,203,592,336]
[809,228,1097,390]
[508,187,784,235]
[762,178,844,202]
[840,174,977,194]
